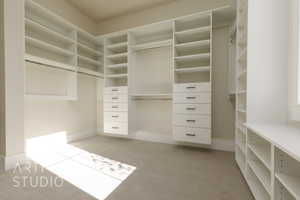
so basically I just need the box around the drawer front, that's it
[104,86,128,94]
[174,83,211,93]
[104,122,128,135]
[173,93,211,104]
[104,112,128,122]
[173,126,211,144]
[173,114,211,128]
[104,103,128,112]
[174,104,211,115]
[104,94,128,103]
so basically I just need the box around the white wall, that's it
[25,74,99,140]
[34,0,97,34]
[96,0,230,35]
[288,0,300,123]
[247,0,289,124]
[212,27,235,140]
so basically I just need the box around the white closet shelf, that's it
[26,0,75,32]
[247,176,270,200]
[78,43,103,57]
[25,18,75,45]
[175,66,210,73]
[175,53,210,62]
[237,90,247,94]
[237,109,246,113]
[106,63,128,69]
[107,42,128,51]
[78,55,102,66]
[275,173,300,199]
[25,94,76,100]
[106,74,128,78]
[248,160,271,195]
[248,144,271,170]
[175,26,211,38]
[175,40,210,49]
[130,39,172,51]
[106,53,128,59]
[236,151,246,174]
[25,54,77,71]
[77,29,99,44]
[130,93,172,100]
[78,67,103,77]
[26,36,74,57]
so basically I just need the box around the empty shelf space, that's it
[130,39,172,51]
[78,67,103,77]
[25,18,75,45]
[175,26,211,43]
[106,63,128,69]
[175,39,210,49]
[175,13,211,32]
[25,54,77,71]
[78,43,103,57]
[106,53,128,59]
[106,42,128,52]
[276,173,300,199]
[248,144,271,170]
[26,36,75,57]
[248,160,271,194]
[175,66,210,73]
[236,147,246,174]
[106,74,128,78]
[78,55,102,66]
[247,168,271,200]
[175,53,210,62]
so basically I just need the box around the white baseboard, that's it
[67,129,97,143]
[0,153,28,171]
[98,130,234,152]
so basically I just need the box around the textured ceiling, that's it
[67,0,177,22]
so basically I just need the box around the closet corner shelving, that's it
[24,0,103,101]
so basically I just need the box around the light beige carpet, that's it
[0,136,254,200]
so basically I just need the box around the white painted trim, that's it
[0,153,28,171]
[98,130,234,152]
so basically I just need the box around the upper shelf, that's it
[26,36,75,57]
[130,39,172,51]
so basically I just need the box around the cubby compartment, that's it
[275,148,300,200]
[175,70,210,84]
[129,21,173,51]
[247,165,271,200]
[247,130,271,170]
[236,129,246,155]
[236,145,246,173]
[105,33,128,46]
[247,148,272,194]
[275,178,296,200]
[174,13,211,32]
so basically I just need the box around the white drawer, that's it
[174,83,211,93]
[104,122,128,135]
[104,94,128,103]
[104,103,128,112]
[174,104,211,115]
[173,126,211,144]
[104,112,128,122]
[173,114,211,128]
[104,86,128,94]
[173,93,211,104]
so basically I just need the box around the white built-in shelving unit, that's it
[235,0,248,176]
[24,0,103,100]
[173,12,212,145]
[100,6,235,144]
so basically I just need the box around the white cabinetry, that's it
[173,12,213,145]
